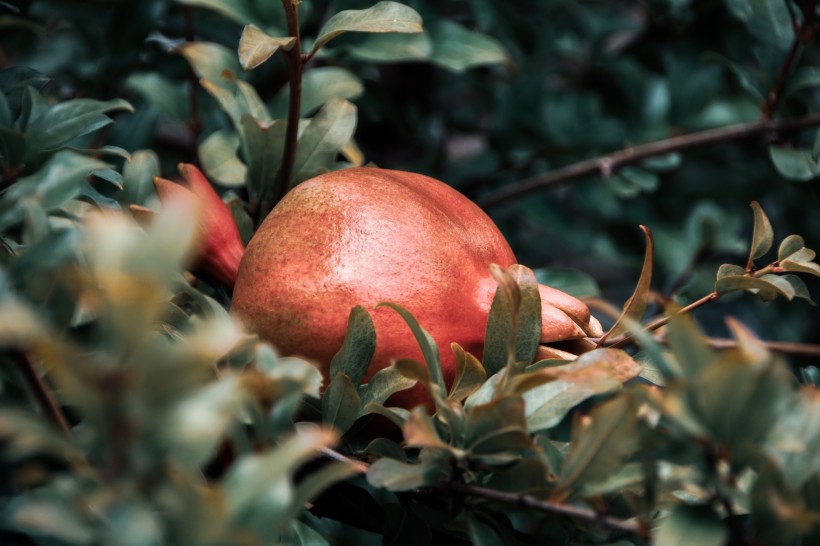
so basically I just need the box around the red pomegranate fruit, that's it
[231,167,601,406]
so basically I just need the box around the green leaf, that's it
[358,362,417,413]
[175,41,241,86]
[665,310,715,379]
[238,25,296,70]
[769,146,819,181]
[534,267,601,298]
[311,1,423,55]
[239,115,286,207]
[367,456,443,492]
[0,151,110,230]
[176,0,268,29]
[781,259,820,278]
[378,302,445,396]
[782,274,816,305]
[778,234,808,261]
[122,150,159,206]
[715,274,795,301]
[483,264,521,376]
[164,375,249,468]
[465,396,533,463]
[330,305,376,387]
[224,427,337,518]
[272,67,364,118]
[23,97,133,158]
[449,343,487,403]
[508,264,542,365]
[199,129,247,187]
[429,20,510,72]
[344,31,433,63]
[767,388,820,487]
[403,406,450,450]
[606,226,654,338]
[522,349,641,432]
[749,200,774,261]
[291,97,358,183]
[556,394,639,497]
[125,72,186,121]
[655,505,728,546]
[716,263,746,279]
[321,372,362,434]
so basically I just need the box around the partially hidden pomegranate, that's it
[142,164,245,289]
[231,167,602,406]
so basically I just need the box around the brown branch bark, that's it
[478,112,820,209]
[266,0,304,221]
[184,6,202,159]
[14,351,72,437]
[441,481,645,538]
[760,0,818,120]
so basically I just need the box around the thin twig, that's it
[699,336,820,357]
[268,0,304,220]
[760,0,818,120]
[479,112,820,208]
[441,481,645,537]
[184,7,202,158]
[13,351,72,437]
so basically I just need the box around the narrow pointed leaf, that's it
[449,343,487,402]
[330,305,376,387]
[606,226,654,338]
[378,302,444,394]
[321,372,361,434]
[291,98,357,183]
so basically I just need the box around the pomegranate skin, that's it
[231,167,596,406]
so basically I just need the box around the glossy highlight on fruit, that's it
[232,167,602,406]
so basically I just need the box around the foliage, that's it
[1,1,819,545]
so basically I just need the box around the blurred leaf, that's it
[311,2,423,55]
[367,453,445,492]
[224,427,337,519]
[534,267,601,298]
[125,72,186,121]
[344,31,433,62]
[272,67,364,117]
[7,496,95,545]
[0,151,110,230]
[665,310,715,379]
[606,226,654,338]
[556,394,639,497]
[322,372,361,434]
[330,305,376,387]
[465,514,506,546]
[429,20,510,72]
[238,25,296,70]
[769,146,819,181]
[176,41,241,86]
[655,505,728,546]
[449,342,487,403]
[292,97,357,183]
[200,129,247,187]
[782,274,815,305]
[767,387,820,487]
[176,0,267,29]
[378,302,445,396]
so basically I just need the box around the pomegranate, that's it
[231,167,601,406]
[146,164,245,289]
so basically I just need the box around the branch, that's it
[264,0,304,222]
[13,350,72,437]
[478,112,820,209]
[441,481,645,538]
[183,7,202,158]
[760,0,818,120]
